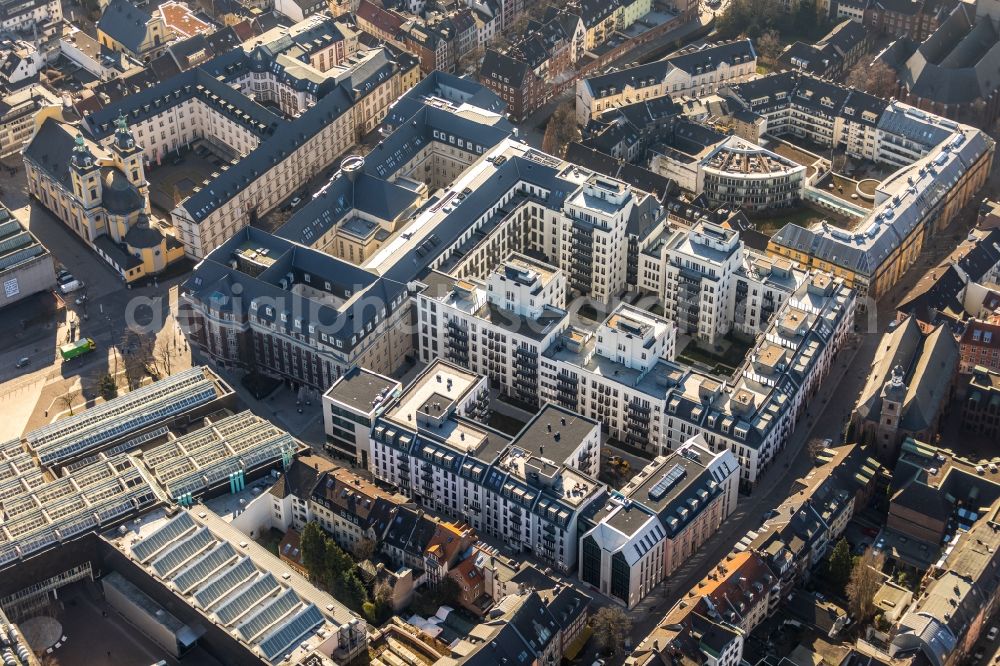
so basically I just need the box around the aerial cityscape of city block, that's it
[0,0,999,664]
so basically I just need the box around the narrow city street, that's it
[573,208,979,665]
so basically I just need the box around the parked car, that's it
[57,272,76,285]
[75,295,87,305]
[59,280,84,294]
[289,196,303,208]
[988,627,998,641]
[15,357,29,368]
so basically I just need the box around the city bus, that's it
[59,338,96,361]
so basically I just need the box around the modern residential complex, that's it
[10,2,1000,662]
[717,72,994,301]
[578,435,739,608]
[367,359,603,573]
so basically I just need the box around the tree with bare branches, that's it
[351,537,377,561]
[846,61,898,100]
[807,437,829,462]
[542,102,579,158]
[120,331,154,389]
[156,335,177,377]
[593,606,632,656]
[847,549,885,621]
[457,45,485,74]
[757,29,782,63]
[57,388,80,416]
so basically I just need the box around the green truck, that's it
[59,338,96,361]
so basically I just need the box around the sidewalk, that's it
[614,330,870,657]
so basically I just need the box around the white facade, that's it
[416,255,570,406]
[576,40,758,124]
[368,360,604,572]
[639,220,743,346]
[539,304,678,455]
[578,436,739,608]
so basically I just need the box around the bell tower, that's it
[111,112,148,204]
[69,133,101,210]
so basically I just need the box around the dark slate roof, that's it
[98,0,153,54]
[823,18,868,53]
[585,59,670,98]
[840,89,889,127]
[102,170,145,215]
[896,263,966,325]
[124,221,166,248]
[23,119,80,190]
[84,57,280,141]
[780,41,841,77]
[725,70,802,113]
[508,593,560,655]
[667,38,756,75]
[180,49,400,223]
[564,143,675,200]
[148,51,182,79]
[268,455,329,498]
[183,227,410,352]
[957,228,1000,282]
[899,2,1000,105]
[577,0,621,26]
[94,235,143,270]
[481,48,529,87]
[892,480,951,521]
[277,170,419,245]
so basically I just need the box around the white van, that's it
[59,280,84,294]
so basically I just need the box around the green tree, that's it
[97,373,118,400]
[324,539,353,582]
[437,575,462,607]
[592,606,632,656]
[334,569,369,612]
[300,522,327,583]
[827,538,852,590]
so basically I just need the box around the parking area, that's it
[146,143,231,216]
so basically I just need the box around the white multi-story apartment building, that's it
[722,71,995,301]
[578,435,739,608]
[540,303,677,455]
[659,273,855,490]
[732,253,808,338]
[639,220,743,346]
[416,255,570,406]
[367,359,604,572]
[0,0,61,36]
